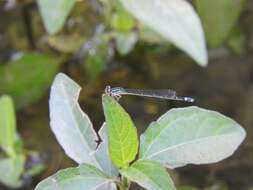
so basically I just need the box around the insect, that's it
[105,86,194,102]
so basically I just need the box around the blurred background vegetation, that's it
[0,0,252,189]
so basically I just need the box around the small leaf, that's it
[102,95,139,169]
[25,163,44,178]
[37,0,76,35]
[119,0,208,66]
[114,32,138,56]
[120,160,176,190]
[95,123,119,177]
[140,106,246,168]
[0,95,16,157]
[49,73,99,165]
[13,134,24,154]
[196,0,245,47]
[47,35,86,53]
[110,10,135,32]
[85,55,106,81]
[35,164,116,190]
[227,27,246,55]
[24,152,44,178]
[0,155,25,188]
[0,53,62,109]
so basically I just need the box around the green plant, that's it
[35,73,246,190]
[0,95,44,188]
[0,53,62,109]
[35,0,246,67]
[0,0,246,110]
[37,0,208,66]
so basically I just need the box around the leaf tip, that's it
[0,95,13,104]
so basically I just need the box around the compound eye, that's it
[105,86,111,94]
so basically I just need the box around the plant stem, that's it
[116,181,125,190]
[122,176,130,190]
[122,177,127,187]
[116,176,131,190]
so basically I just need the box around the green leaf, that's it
[0,155,25,188]
[35,164,116,190]
[47,35,86,53]
[111,10,135,32]
[0,95,16,157]
[50,74,119,176]
[95,123,119,177]
[0,53,62,109]
[196,0,245,47]
[25,163,44,178]
[114,32,138,56]
[24,152,44,177]
[120,160,176,190]
[140,106,246,168]
[102,95,139,169]
[13,134,24,154]
[50,73,99,165]
[227,27,246,55]
[85,55,106,81]
[119,0,208,66]
[37,0,76,35]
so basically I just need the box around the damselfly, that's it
[105,86,194,103]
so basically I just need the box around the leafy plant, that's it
[37,0,208,66]
[0,95,44,188]
[0,53,62,109]
[37,0,76,35]
[32,0,247,108]
[35,73,246,190]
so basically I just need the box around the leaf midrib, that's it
[57,82,99,167]
[122,166,164,190]
[144,132,240,159]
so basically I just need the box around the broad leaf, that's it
[102,95,139,169]
[0,155,25,188]
[37,0,76,35]
[95,123,119,177]
[196,0,245,47]
[0,95,16,157]
[120,160,176,190]
[49,73,99,166]
[140,106,246,168]
[119,0,208,66]
[35,164,116,190]
[0,53,62,109]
